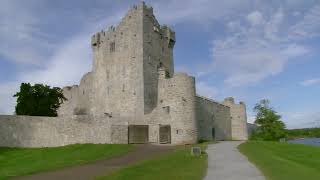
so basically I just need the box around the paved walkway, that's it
[13,144,173,180]
[204,141,265,180]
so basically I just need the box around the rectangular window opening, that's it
[162,106,170,114]
[110,42,115,52]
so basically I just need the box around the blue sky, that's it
[0,0,320,128]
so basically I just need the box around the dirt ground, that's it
[13,144,173,180]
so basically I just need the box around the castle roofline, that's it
[196,95,230,108]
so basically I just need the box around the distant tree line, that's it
[286,128,320,140]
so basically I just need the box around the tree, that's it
[14,83,66,117]
[251,99,286,141]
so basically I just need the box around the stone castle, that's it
[0,2,247,147]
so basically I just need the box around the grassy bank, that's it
[0,144,133,180]
[239,141,320,180]
[96,143,209,180]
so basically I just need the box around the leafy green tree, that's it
[251,99,287,141]
[14,83,66,117]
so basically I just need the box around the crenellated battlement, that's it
[196,95,230,108]
[91,1,175,52]
[223,97,246,106]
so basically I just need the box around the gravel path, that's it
[204,141,265,180]
[13,144,173,180]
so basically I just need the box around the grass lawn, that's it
[0,144,133,180]
[239,141,320,180]
[96,143,209,180]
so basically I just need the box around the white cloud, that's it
[290,4,320,39]
[210,7,310,87]
[300,78,320,86]
[151,0,251,25]
[284,111,320,129]
[0,82,19,114]
[196,81,218,99]
[247,11,264,26]
[0,0,54,64]
[247,115,255,124]
[282,44,309,57]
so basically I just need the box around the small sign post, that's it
[191,147,201,156]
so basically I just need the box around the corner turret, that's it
[223,97,248,140]
[162,25,176,49]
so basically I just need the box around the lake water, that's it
[288,138,320,147]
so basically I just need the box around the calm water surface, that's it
[288,138,320,147]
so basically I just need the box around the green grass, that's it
[96,143,209,180]
[239,141,320,180]
[0,144,133,180]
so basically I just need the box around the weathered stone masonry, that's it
[0,2,248,147]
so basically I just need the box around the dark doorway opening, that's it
[212,128,215,139]
[128,125,149,144]
[159,125,171,144]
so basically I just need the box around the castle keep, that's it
[0,2,247,147]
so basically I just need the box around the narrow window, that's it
[106,70,109,80]
[122,84,125,92]
[176,130,179,134]
[110,42,115,52]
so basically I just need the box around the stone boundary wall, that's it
[196,96,232,141]
[0,115,128,147]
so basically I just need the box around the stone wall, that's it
[142,5,175,114]
[196,96,232,141]
[58,85,79,116]
[76,72,93,115]
[0,115,130,147]
[223,97,248,140]
[157,73,198,144]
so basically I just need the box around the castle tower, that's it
[90,2,175,118]
[223,97,248,140]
